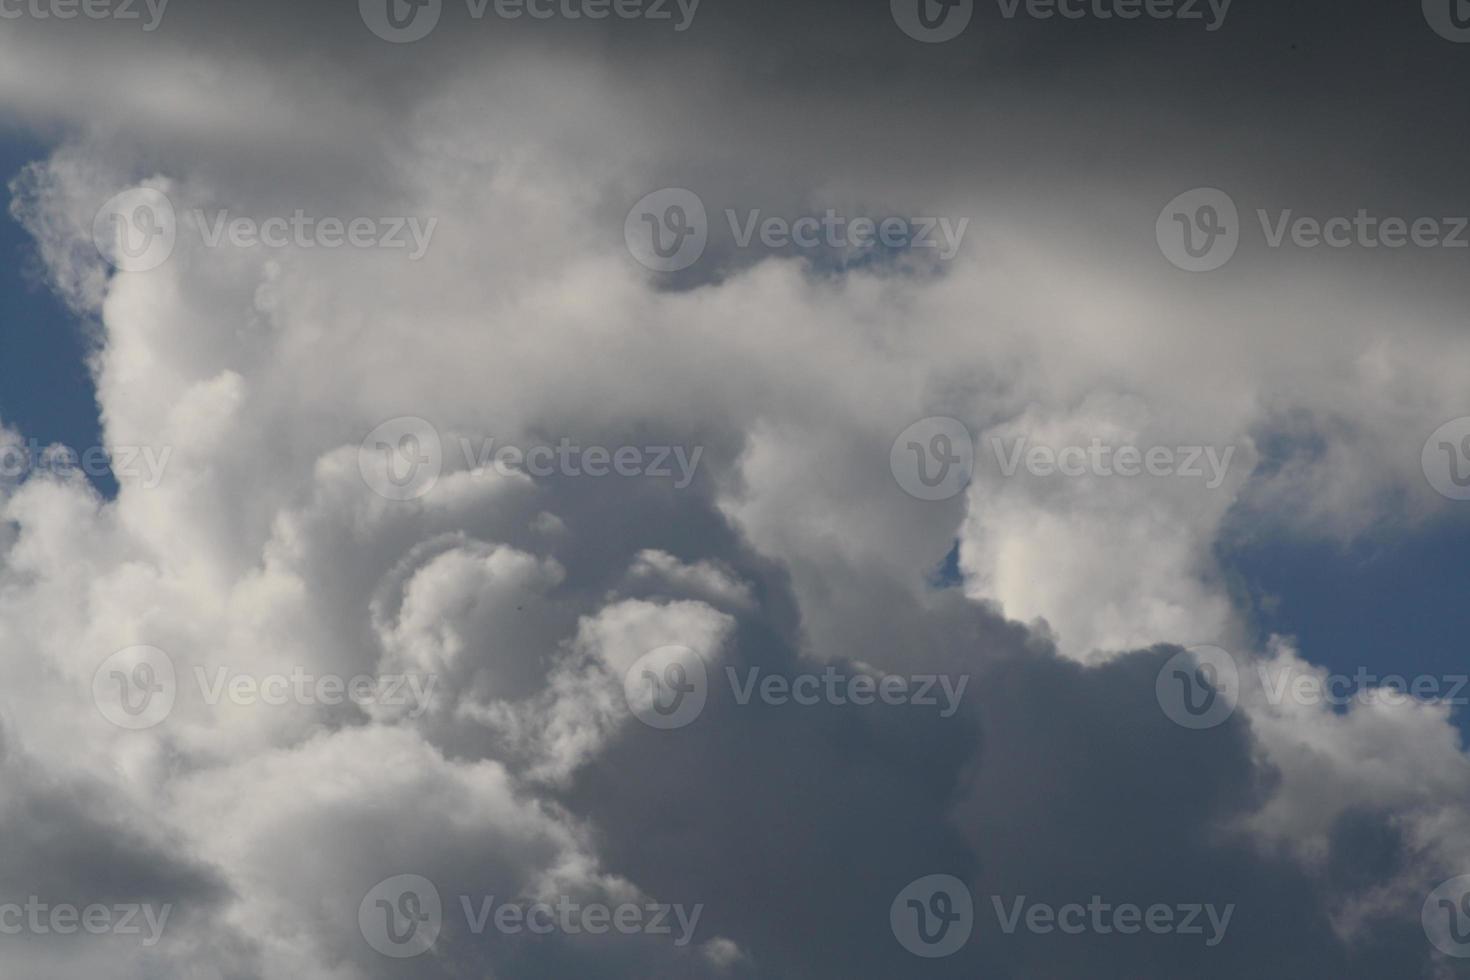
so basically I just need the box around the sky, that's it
[0,137,103,455]
[1,1,1470,978]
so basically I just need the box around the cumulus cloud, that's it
[0,1,1468,976]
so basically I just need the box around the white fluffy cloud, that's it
[1,4,1468,976]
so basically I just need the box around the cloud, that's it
[0,2,1468,976]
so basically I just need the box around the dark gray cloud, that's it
[2,0,1469,977]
